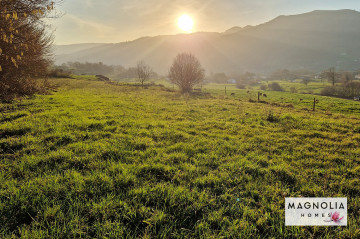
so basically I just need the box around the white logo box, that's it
[285,198,347,226]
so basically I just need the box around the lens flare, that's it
[178,14,194,32]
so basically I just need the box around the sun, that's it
[178,14,194,32]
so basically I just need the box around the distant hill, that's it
[54,10,360,74]
[53,43,106,56]
[223,25,253,35]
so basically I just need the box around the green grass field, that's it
[1,77,360,238]
[202,83,360,116]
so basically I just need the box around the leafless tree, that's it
[168,53,205,93]
[136,61,152,88]
[324,67,338,86]
[342,72,354,84]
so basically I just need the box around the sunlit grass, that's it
[0,77,359,238]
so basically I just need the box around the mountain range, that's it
[54,9,360,74]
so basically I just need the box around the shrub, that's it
[48,69,73,78]
[0,0,56,101]
[96,75,110,82]
[260,85,267,90]
[268,82,283,91]
[321,86,338,96]
[343,82,360,97]
[236,83,246,89]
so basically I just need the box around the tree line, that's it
[53,62,158,80]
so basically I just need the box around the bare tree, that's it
[342,72,354,84]
[168,53,205,93]
[302,77,311,86]
[136,61,152,88]
[324,67,338,86]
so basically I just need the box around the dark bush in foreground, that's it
[0,79,49,102]
[0,0,56,102]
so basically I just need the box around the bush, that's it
[343,82,360,97]
[0,78,47,102]
[321,86,338,96]
[96,75,110,82]
[0,0,56,101]
[266,111,280,122]
[260,85,267,90]
[236,83,246,89]
[268,82,284,91]
[48,69,73,78]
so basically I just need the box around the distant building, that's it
[355,74,360,80]
[228,79,236,84]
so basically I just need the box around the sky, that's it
[49,0,360,45]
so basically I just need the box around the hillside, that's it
[1,77,360,237]
[54,10,360,74]
[53,43,106,55]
